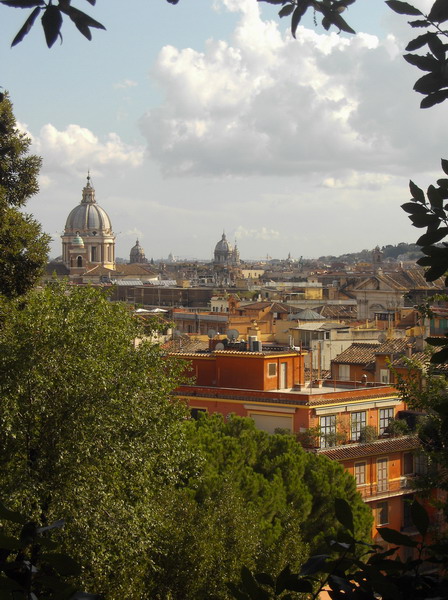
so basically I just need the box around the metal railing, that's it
[357,476,415,499]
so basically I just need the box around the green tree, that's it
[188,414,371,557]
[0,281,193,600]
[0,93,49,298]
[142,414,371,599]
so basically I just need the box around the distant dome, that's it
[64,175,112,234]
[130,239,147,264]
[215,233,232,255]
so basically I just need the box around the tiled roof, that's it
[333,338,418,366]
[115,264,158,277]
[316,435,420,460]
[391,352,428,369]
[332,343,380,365]
[240,301,296,313]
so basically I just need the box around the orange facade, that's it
[171,347,437,540]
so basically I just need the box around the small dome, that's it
[130,239,146,263]
[72,233,84,247]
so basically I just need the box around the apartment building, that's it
[168,340,437,540]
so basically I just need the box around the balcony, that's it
[357,476,415,500]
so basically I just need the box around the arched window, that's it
[77,256,83,268]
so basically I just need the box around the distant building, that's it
[61,174,115,277]
[213,232,240,266]
[129,239,147,264]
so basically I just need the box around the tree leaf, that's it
[377,527,417,547]
[411,499,429,537]
[334,498,354,533]
[279,4,294,17]
[428,0,448,23]
[0,0,44,6]
[427,33,445,61]
[401,201,428,214]
[417,227,448,245]
[409,18,430,27]
[427,184,443,209]
[40,553,82,576]
[405,32,432,51]
[442,158,448,176]
[385,0,422,15]
[0,501,28,524]
[403,53,439,71]
[41,4,63,47]
[409,180,426,203]
[421,90,448,108]
[291,1,308,38]
[414,72,444,94]
[430,346,448,363]
[241,566,269,600]
[11,6,41,46]
[299,554,329,576]
[425,262,448,281]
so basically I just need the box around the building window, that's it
[77,256,82,268]
[320,415,336,448]
[415,453,428,475]
[338,364,350,381]
[190,408,207,420]
[376,501,389,526]
[268,363,277,377]
[354,462,366,486]
[379,407,394,434]
[91,246,97,262]
[380,368,390,384]
[377,457,388,492]
[403,452,414,475]
[351,411,366,441]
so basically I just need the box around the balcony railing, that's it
[357,476,415,499]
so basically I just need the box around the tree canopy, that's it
[0,282,192,599]
[0,93,49,298]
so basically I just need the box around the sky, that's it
[2,0,446,261]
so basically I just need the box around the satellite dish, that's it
[215,342,225,350]
[227,328,240,341]
[378,333,387,343]
[207,329,217,339]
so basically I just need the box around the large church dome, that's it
[64,175,112,234]
[61,174,116,274]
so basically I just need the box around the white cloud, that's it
[139,0,448,180]
[114,79,138,89]
[235,226,280,240]
[32,124,144,175]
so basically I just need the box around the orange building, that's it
[169,341,439,541]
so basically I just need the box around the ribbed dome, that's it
[64,175,112,234]
[215,233,232,254]
[130,239,146,263]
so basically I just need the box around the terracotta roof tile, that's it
[332,343,379,365]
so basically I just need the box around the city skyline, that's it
[1,0,444,260]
